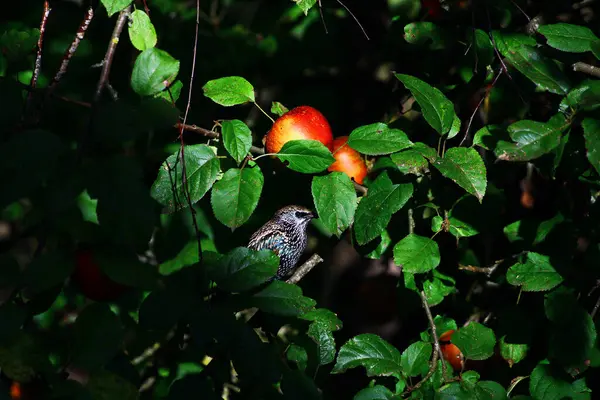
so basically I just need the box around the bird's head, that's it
[273,205,314,228]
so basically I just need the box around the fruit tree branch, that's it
[286,254,324,284]
[573,62,600,78]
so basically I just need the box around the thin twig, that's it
[353,181,368,195]
[458,262,501,276]
[48,6,94,95]
[573,62,600,78]
[176,122,265,154]
[459,69,503,146]
[335,0,370,40]
[24,1,51,119]
[408,208,415,234]
[406,291,446,393]
[317,0,329,34]
[286,254,324,284]
[93,7,130,102]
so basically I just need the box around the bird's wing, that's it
[248,228,287,257]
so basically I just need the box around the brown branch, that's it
[286,254,324,285]
[405,291,447,394]
[24,1,51,120]
[354,181,368,195]
[94,7,130,102]
[48,6,94,94]
[573,62,600,78]
[458,263,500,276]
[177,122,265,154]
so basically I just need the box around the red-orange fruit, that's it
[265,105,333,154]
[72,249,127,302]
[327,136,368,184]
[440,330,465,371]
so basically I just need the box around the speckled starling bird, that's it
[248,205,314,280]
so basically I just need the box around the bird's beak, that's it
[307,211,316,220]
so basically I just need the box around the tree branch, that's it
[286,254,324,284]
[573,62,600,78]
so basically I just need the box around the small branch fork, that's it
[404,291,449,394]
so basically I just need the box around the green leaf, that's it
[347,122,413,155]
[88,370,138,400]
[452,322,496,360]
[131,48,180,96]
[159,240,199,275]
[332,334,402,377]
[293,0,317,15]
[592,40,600,60]
[0,333,48,382]
[503,213,565,246]
[300,308,343,332]
[366,230,392,259]
[151,144,220,213]
[493,31,570,94]
[205,248,279,292]
[23,252,74,294]
[401,341,432,377]
[582,118,600,176]
[403,22,449,50]
[390,149,428,175]
[354,172,413,245]
[538,23,598,53]
[94,250,159,290]
[499,335,528,367]
[271,101,289,116]
[211,166,263,229]
[432,215,479,238]
[423,271,456,306]
[202,76,255,106]
[71,303,124,371]
[287,344,308,371]
[128,10,157,51]
[564,80,600,112]
[495,120,567,162]
[251,281,316,316]
[354,385,395,400]
[393,234,440,274]
[529,363,575,400]
[394,74,456,135]
[506,252,563,292]
[311,173,357,236]
[101,0,131,17]
[276,140,335,173]
[448,114,461,139]
[155,80,183,103]
[433,147,487,202]
[307,322,336,366]
[545,289,597,369]
[221,119,252,164]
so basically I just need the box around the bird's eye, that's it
[295,211,308,219]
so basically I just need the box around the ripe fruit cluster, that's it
[264,105,368,184]
[439,330,465,371]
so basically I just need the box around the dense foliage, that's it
[1,0,600,398]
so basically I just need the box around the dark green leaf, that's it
[503,213,565,245]
[0,303,27,344]
[88,370,138,400]
[151,144,220,213]
[24,252,73,294]
[354,386,395,400]
[202,76,255,106]
[0,333,48,382]
[101,0,131,17]
[366,230,392,259]
[529,363,575,400]
[452,322,496,360]
[281,369,322,400]
[128,10,157,51]
[564,80,600,112]
[394,74,456,135]
[205,247,278,292]
[423,271,456,306]
[354,172,413,245]
[495,120,567,162]
[287,344,308,371]
[158,241,198,276]
[221,119,252,164]
[582,118,600,176]
[390,149,428,175]
[538,23,598,53]
[348,122,413,155]
[401,341,432,377]
[71,303,124,371]
[433,147,487,202]
[211,166,263,229]
[393,234,440,274]
[300,308,343,331]
[332,334,402,377]
[276,140,335,173]
[94,250,159,290]
[0,255,20,287]
[432,215,479,238]
[251,281,316,316]
[155,80,183,103]
[506,252,563,292]
[403,22,448,50]
[131,48,180,96]
[311,173,357,236]
[307,322,336,365]
[493,31,570,94]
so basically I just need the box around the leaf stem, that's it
[254,101,275,124]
